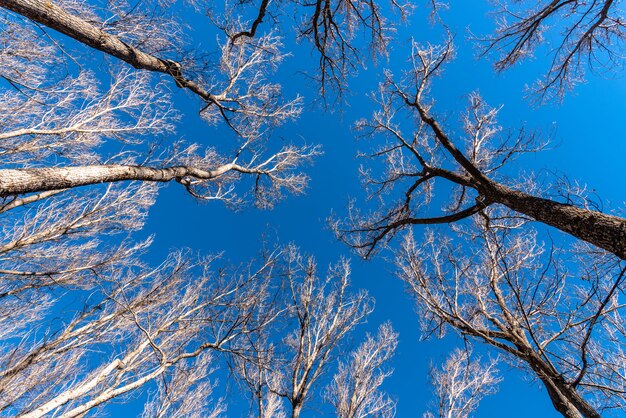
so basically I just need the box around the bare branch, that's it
[326,322,397,418]
[337,39,626,259]
[480,0,626,101]
[396,215,626,417]
[424,348,501,418]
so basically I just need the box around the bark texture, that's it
[0,164,242,197]
[421,108,626,260]
[487,184,626,260]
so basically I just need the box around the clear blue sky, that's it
[132,1,626,416]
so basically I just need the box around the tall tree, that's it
[2,249,278,417]
[231,249,397,417]
[0,0,298,126]
[1,0,410,103]
[396,210,626,417]
[336,40,626,260]
[0,2,345,415]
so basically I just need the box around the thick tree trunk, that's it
[539,377,583,418]
[0,164,239,197]
[488,184,626,260]
[524,351,600,418]
[0,0,213,100]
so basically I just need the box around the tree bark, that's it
[523,351,601,418]
[0,164,244,197]
[488,184,626,260]
[538,377,583,418]
[0,0,213,100]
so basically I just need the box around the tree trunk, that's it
[291,402,302,418]
[0,0,213,100]
[524,351,601,418]
[420,108,626,260]
[539,377,583,418]
[488,184,626,260]
[0,164,237,197]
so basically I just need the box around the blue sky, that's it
[129,1,626,416]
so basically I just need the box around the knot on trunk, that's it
[161,59,184,88]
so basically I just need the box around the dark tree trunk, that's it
[489,184,626,260]
[421,110,626,260]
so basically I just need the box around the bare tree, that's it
[0,5,322,415]
[335,39,626,260]
[0,146,318,204]
[274,252,374,417]
[293,0,410,98]
[0,14,318,314]
[479,0,626,101]
[423,348,501,418]
[1,0,411,111]
[0,58,314,306]
[0,0,246,114]
[1,248,280,417]
[231,248,397,418]
[395,209,626,418]
[0,14,315,202]
[225,0,412,99]
[325,322,398,418]
[0,0,307,145]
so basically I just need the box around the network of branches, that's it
[0,0,624,417]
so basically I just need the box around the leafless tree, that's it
[0,59,315,308]
[423,348,501,418]
[0,4,323,415]
[0,0,308,148]
[335,39,626,260]
[1,0,412,111]
[225,0,412,99]
[231,248,396,418]
[271,253,373,417]
[325,322,398,418]
[395,209,626,418]
[294,0,410,99]
[0,16,318,312]
[479,0,626,101]
[1,248,280,417]
[0,13,316,202]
